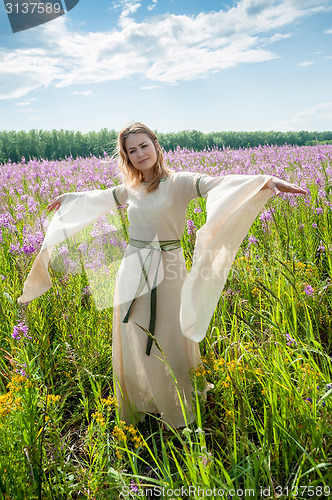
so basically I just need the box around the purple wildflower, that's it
[12,322,31,340]
[59,275,70,284]
[0,212,16,232]
[22,243,35,254]
[82,286,91,296]
[58,245,70,256]
[9,243,21,254]
[78,242,88,253]
[15,368,27,377]
[194,206,202,213]
[304,285,314,296]
[130,480,139,493]
[12,329,21,341]
[248,235,259,245]
[259,209,274,222]
[285,333,297,346]
[186,219,197,235]
[27,197,39,213]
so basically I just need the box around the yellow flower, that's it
[46,394,61,405]
[220,381,230,389]
[224,409,234,422]
[7,375,26,392]
[0,389,23,417]
[214,358,225,370]
[113,424,127,444]
[101,395,118,409]
[92,410,106,427]
[193,365,207,377]
[112,421,144,450]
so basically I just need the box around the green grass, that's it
[0,167,331,499]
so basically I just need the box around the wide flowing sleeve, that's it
[180,174,273,342]
[18,184,127,304]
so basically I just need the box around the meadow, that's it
[0,143,331,499]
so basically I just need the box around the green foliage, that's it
[1,128,332,163]
[0,128,118,163]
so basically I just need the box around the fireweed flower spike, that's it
[12,323,31,340]
[186,219,197,235]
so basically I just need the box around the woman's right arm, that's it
[47,184,127,214]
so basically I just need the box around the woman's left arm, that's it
[262,177,307,196]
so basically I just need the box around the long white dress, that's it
[18,171,272,427]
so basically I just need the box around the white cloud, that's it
[297,61,314,66]
[0,47,61,99]
[324,27,332,34]
[17,108,38,113]
[15,98,37,106]
[268,33,291,43]
[140,85,162,90]
[276,102,332,130]
[72,90,93,96]
[0,0,331,99]
[148,0,158,11]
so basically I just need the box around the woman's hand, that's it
[47,197,62,212]
[263,177,307,196]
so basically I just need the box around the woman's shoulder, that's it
[167,171,208,200]
[169,170,203,182]
[113,182,128,205]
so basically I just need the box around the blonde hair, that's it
[117,122,172,192]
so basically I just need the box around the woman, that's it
[18,123,306,428]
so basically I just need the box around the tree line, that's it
[1,128,332,163]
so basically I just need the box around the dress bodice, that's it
[115,172,222,241]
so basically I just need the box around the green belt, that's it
[123,238,182,356]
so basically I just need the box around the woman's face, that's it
[125,133,158,180]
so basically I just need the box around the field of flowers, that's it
[0,144,331,499]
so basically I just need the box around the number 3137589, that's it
[5,3,62,14]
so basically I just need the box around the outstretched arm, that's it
[47,192,97,213]
[262,177,307,196]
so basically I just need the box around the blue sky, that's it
[0,0,332,133]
